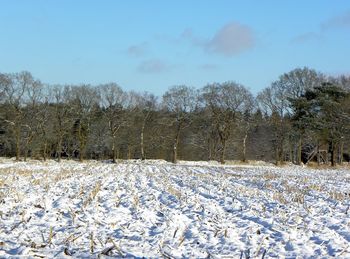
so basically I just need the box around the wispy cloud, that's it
[153,22,255,57]
[180,28,206,46]
[198,63,219,71]
[321,10,350,30]
[181,22,255,57]
[137,59,173,74]
[292,10,350,43]
[205,22,255,56]
[127,42,148,57]
[291,32,322,44]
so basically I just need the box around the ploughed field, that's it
[0,159,349,258]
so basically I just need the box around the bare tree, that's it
[29,83,57,161]
[162,85,197,163]
[70,85,99,161]
[239,110,254,162]
[0,72,35,160]
[257,67,324,165]
[0,73,9,103]
[134,92,157,160]
[201,82,253,164]
[99,83,126,162]
[257,82,289,164]
[22,77,45,161]
[51,85,74,162]
[36,95,51,161]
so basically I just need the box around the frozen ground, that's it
[0,159,349,258]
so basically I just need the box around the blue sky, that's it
[1,1,350,95]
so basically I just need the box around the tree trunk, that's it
[339,141,344,165]
[79,149,83,162]
[172,124,181,163]
[172,141,177,163]
[43,141,47,161]
[279,141,284,165]
[24,146,28,162]
[140,125,145,160]
[330,141,336,167]
[15,127,20,161]
[297,136,302,165]
[112,138,117,163]
[57,137,62,162]
[317,141,320,166]
[79,137,84,162]
[289,142,294,164]
[275,146,280,166]
[128,146,131,160]
[220,139,226,164]
[140,112,150,161]
[217,128,227,164]
[78,126,85,162]
[242,133,248,162]
[207,137,211,161]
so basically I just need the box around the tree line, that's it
[0,67,350,166]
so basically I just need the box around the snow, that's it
[0,159,349,258]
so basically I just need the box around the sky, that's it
[1,1,350,95]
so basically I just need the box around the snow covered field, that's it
[0,159,349,258]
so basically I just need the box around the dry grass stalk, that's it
[48,226,54,244]
[90,232,94,253]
